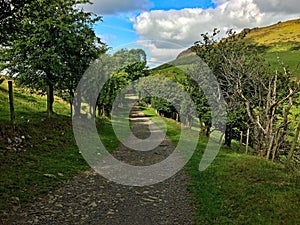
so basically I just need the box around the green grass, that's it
[0,79,70,124]
[142,106,300,225]
[150,65,188,81]
[0,117,89,210]
[0,78,119,213]
[187,150,300,225]
[245,19,300,48]
[243,18,300,78]
[264,50,300,78]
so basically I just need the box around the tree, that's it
[0,0,34,44]
[237,65,299,159]
[193,29,255,147]
[0,0,104,117]
[178,73,212,134]
[193,28,300,160]
[96,49,148,117]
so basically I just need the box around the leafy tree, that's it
[192,29,254,146]
[0,0,34,44]
[0,0,104,117]
[178,72,212,135]
[193,29,300,160]
[96,49,148,117]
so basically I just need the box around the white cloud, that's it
[136,40,187,67]
[81,0,153,15]
[133,0,300,64]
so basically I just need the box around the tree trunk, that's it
[74,89,81,116]
[69,100,73,117]
[8,81,15,126]
[69,90,74,117]
[206,126,211,137]
[97,103,104,117]
[266,134,275,160]
[287,119,300,165]
[224,125,232,148]
[47,83,54,118]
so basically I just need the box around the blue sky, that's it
[149,0,215,11]
[95,0,216,48]
[95,15,137,48]
[84,0,300,65]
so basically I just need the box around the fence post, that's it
[8,81,15,126]
[245,128,250,154]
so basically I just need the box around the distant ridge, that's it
[176,18,300,59]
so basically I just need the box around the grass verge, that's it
[0,80,119,214]
[142,106,300,225]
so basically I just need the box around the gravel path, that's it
[2,104,195,225]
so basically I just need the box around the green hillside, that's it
[244,18,300,77]
[171,18,300,78]
[244,18,300,52]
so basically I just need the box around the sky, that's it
[82,0,300,66]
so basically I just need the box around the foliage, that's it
[0,0,104,116]
[191,29,300,164]
[96,49,149,117]
[191,29,259,146]
[0,0,34,44]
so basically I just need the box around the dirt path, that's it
[3,105,195,225]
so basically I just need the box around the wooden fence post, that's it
[239,131,243,152]
[245,128,250,154]
[8,81,15,126]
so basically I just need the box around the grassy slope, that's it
[244,18,300,77]
[0,78,119,212]
[142,106,300,225]
[245,19,300,50]
[163,18,300,78]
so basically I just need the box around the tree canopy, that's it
[0,0,105,116]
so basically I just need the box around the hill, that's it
[174,18,300,77]
[244,18,300,52]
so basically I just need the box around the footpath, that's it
[3,105,195,225]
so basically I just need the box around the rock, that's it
[7,138,12,144]
[55,204,63,208]
[14,137,22,143]
[148,196,158,200]
[11,196,20,205]
[44,174,56,178]
[89,202,97,208]
[141,197,155,202]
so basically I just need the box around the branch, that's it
[270,81,299,110]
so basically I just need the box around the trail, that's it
[3,104,195,225]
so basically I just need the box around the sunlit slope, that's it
[244,18,300,52]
